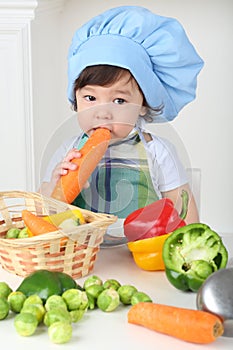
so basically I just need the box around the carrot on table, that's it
[127,302,224,344]
[52,128,111,204]
[22,210,58,236]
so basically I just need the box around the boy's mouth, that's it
[91,125,112,133]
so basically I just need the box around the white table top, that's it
[1,243,233,350]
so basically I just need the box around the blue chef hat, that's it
[67,6,204,121]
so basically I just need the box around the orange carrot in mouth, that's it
[22,210,58,236]
[127,302,224,344]
[52,128,111,204]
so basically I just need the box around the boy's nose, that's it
[95,108,113,120]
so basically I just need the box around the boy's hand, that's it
[51,149,89,189]
[39,149,90,197]
[52,148,81,181]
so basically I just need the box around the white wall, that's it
[31,0,233,234]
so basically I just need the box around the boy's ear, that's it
[140,106,148,116]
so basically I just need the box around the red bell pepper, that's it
[124,190,189,242]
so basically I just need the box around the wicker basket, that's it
[0,191,117,279]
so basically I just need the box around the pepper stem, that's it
[179,190,189,220]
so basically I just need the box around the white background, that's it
[1,0,232,234]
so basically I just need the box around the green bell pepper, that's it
[162,223,228,292]
[54,271,82,293]
[17,270,81,303]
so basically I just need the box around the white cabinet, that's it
[0,0,66,191]
[0,0,37,191]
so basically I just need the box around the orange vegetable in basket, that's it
[51,128,111,204]
[22,210,58,236]
[128,302,224,344]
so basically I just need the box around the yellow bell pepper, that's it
[43,209,85,227]
[127,233,170,271]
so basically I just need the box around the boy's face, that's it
[75,72,146,140]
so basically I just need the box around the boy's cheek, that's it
[77,103,142,132]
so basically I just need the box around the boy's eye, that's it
[113,98,126,105]
[84,95,96,101]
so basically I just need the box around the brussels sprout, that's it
[0,281,12,299]
[45,295,67,311]
[131,291,152,305]
[23,294,43,306]
[86,293,96,310]
[62,289,88,311]
[14,312,38,336]
[48,321,72,344]
[103,279,121,291]
[0,297,10,320]
[18,227,30,238]
[69,309,86,323]
[97,288,120,312]
[44,307,71,327]
[85,284,104,310]
[7,291,26,313]
[118,285,138,305]
[86,284,104,299]
[5,228,20,238]
[83,275,103,290]
[21,303,45,324]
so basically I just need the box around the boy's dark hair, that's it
[72,65,163,121]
